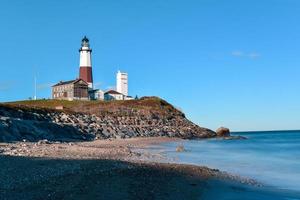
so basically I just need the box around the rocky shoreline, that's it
[0,99,298,199]
[0,137,261,200]
[0,98,216,142]
[5,137,296,200]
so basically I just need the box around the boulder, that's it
[216,127,230,137]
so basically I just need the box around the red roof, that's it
[52,78,88,87]
[104,90,123,95]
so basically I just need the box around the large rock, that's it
[216,127,230,137]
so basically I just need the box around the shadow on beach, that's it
[0,155,299,200]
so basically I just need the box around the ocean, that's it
[151,130,300,199]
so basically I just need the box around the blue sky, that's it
[0,0,300,131]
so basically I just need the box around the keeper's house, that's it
[52,79,89,101]
[104,90,125,101]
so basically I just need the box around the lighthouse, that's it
[79,36,93,89]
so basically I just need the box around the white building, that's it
[89,89,104,100]
[104,90,124,101]
[116,71,128,96]
[95,90,104,100]
[124,96,134,100]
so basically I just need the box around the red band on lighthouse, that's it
[79,67,93,83]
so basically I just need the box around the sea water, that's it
[156,131,300,193]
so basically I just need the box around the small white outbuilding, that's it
[104,90,124,101]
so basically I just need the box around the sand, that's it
[1,138,299,200]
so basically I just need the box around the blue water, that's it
[158,130,300,192]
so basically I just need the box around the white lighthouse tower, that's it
[79,36,93,89]
[116,70,128,96]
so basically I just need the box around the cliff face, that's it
[0,97,216,142]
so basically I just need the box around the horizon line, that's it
[232,129,300,133]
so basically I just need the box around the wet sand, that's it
[1,138,299,200]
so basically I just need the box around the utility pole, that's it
[34,74,37,100]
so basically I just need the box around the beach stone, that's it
[176,145,185,152]
[216,127,230,137]
[102,129,110,138]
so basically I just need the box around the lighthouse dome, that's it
[81,36,90,47]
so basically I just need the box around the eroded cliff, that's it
[0,97,216,142]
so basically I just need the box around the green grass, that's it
[2,97,182,116]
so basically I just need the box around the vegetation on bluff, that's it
[4,97,184,117]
